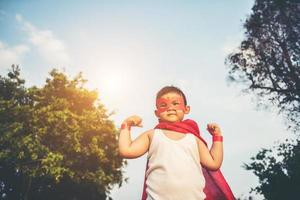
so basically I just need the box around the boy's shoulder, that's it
[144,129,155,133]
[145,129,155,136]
[143,129,155,142]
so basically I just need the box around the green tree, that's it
[226,0,300,199]
[0,65,126,200]
[244,139,300,199]
[227,0,300,131]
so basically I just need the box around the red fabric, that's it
[156,97,186,115]
[213,135,223,142]
[141,119,235,200]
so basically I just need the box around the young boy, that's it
[118,86,234,200]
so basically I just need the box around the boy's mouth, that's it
[167,113,176,116]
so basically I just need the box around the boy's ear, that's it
[184,105,190,114]
[154,110,160,118]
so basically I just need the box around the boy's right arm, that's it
[197,123,224,170]
[118,115,153,159]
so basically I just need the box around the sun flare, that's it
[100,71,125,95]
[90,66,132,110]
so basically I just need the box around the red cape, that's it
[141,119,235,200]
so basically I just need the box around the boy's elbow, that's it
[209,164,221,171]
[119,149,135,159]
[119,149,129,158]
[205,162,222,171]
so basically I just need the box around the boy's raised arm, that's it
[197,123,223,170]
[118,115,152,159]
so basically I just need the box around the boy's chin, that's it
[159,118,182,123]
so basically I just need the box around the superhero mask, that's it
[156,97,186,115]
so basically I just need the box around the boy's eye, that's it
[159,103,167,108]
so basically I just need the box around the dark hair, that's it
[156,86,187,105]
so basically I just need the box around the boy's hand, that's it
[206,123,222,136]
[123,115,143,127]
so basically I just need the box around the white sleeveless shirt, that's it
[146,129,206,200]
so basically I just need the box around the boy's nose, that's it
[167,105,176,111]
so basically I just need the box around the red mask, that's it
[156,97,186,115]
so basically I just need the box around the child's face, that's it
[155,92,190,123]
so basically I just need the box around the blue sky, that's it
[0,1,294,199]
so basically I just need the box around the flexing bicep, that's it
[197,139,220,170]
[120,130,152,159]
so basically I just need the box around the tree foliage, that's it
[244,139,300,200]
[226,0,300,131]
[226,0,300,199]
[0,65,126,200]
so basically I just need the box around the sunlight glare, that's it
[92,64,132,111]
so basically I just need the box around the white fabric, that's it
[145,129,206,200]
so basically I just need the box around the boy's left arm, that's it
[197,123,223,170]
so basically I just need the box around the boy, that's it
[119,86,234,200]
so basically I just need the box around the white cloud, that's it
[16,14,70,66]
[0,40,29,69]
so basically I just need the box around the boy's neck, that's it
[158,119,184,123]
